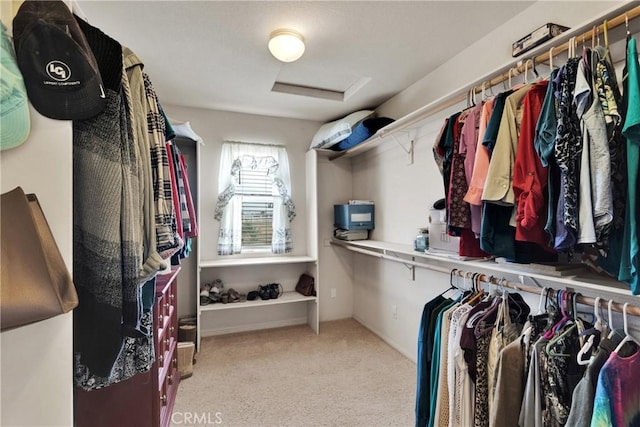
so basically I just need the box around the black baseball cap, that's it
[12,0,106,120]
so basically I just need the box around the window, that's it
[237,168,274,251]
[214,142,296,255]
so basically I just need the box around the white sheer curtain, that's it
[214,142,295,255]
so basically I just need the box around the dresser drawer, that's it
[159,344,180,427]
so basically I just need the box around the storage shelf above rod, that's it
[330,239,637,301]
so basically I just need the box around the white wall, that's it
[0,109,74,427]
[347,0,638,361]
[316,156,355,321]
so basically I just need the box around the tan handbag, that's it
[1,187,78,331]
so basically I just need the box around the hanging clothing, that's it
[620,37,640,295]
[122,46,167,280]
[73,18,144,388]
[590,347,640,426]
[178,149,199,238]
[465,98,496,236]
[540,321,586,426]
[535,69,561,246]
[554,58,582,252]
[582,50,614,244]
[430,302,458,427]
[514,80,553,251]
[480,85,559,262]
[519,336,548,427]
[482,84,532,206]
[565,333,623,427]
[595,47,627,276]
[142,72,182,259]
[438,113,461,216]
[490,323,531,427]
[575,58,598,245]
[448,110,473,233]
[165,141,184,242]
[448,303,473,427]
[416,295,449,427]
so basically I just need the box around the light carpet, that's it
[172,319,416,427]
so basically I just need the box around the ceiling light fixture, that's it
[268,29,305,63]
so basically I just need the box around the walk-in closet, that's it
[1,1,639,426]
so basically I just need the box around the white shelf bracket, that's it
[391,133,415,165]
[386,250,415,280]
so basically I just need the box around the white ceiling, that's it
[77,1,534,122]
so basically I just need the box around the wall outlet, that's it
[392,305,398,320]
[331,288,336,298]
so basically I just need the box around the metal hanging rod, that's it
[449,268,640,318]
[331,239,640,317]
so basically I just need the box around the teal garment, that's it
[428,300,457,427]
[620,37,640,295]
[534,69,559,167]
[159,102,176,141]
[416,296,447,427]
[482,89,514,153]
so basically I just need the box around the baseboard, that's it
[352,315,417,364]
[201,317,308,337]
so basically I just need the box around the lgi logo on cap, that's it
[46,60,70,81]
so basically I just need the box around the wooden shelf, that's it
[200,291,317,312]
[199,255,316,268]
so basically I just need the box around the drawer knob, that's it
[158,314,163,323]
[173,357,177,368]
[168,374,173,385]
[165,338,170,347]
[165,303,170,311]
[170,326,175,334]
[170,294,175,301]
[161,394,167,406]
[159,355,164,364]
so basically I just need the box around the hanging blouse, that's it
[576,58,598,245]
[122,46,166,280]
[582,51,614,245]
[596,51,628,276]
[514,80,553,250]
[448,110,472,233]
[460,103,484,188]
[482,84,532,206]
[534,68,560,246]
[519,336,548,427]
[591,348,640,426]
[448,304,473,427]
[594,48,627,236]
[620,37,640,295]
[464,98,495,236]
[554,58,582,252]
[540,322,586,426]
[432,304,459,427]
[490,323,531,427]
[565,334,622,426]
[481,86,532,261]
[178,150,199,238]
